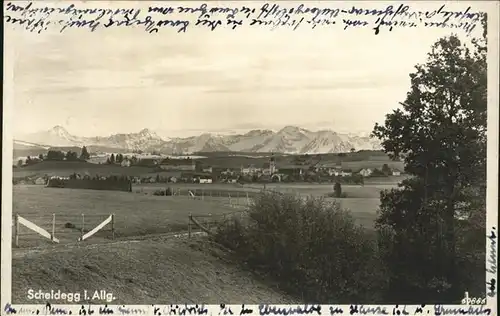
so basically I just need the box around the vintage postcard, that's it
[2,0,499,314]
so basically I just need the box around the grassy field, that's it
[12,236,294,304]
[13,185,237,248]
[11,178,400,304]
[13,178,400,247]
[136,181,400,229]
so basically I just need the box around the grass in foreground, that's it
[13,186,236,248]
[12,237,294,304]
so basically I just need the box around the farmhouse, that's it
[121,158,131,167]
[240,164,262,175]
[359,168,373,177]
[340,171,353,177]
[34,177,46,185]
[316,163,343,176]
[219,168,240,176]
[392,169,402,176]
[202,166,213,173]
[316,162,339,172]
[169,176,178,183]
[182,172,212,183]
[199,177,213,184]
[87,155,109,164]
[159,158,195,171]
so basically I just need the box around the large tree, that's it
[372,16,487,302]
[80,146,90,160]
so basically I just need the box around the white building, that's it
[202,167,213,173]
[199,178,213,184]
[392,170,401,176]
[359,168,373,177]
[121,159,131,167]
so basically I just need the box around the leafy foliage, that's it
[214,192,386,302]
[333,182,342,198]
[47,150,65,161]
[80,146,90,160]
[372,22,487,302]
[65,151,78,161]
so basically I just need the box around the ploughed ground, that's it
[11,236,294,304]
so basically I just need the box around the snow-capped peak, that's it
[137,128,161,139]
[49,125,71,137]
[278,126,311,135]
[18,125,381,154]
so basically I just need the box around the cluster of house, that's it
[131,174,212,184]
[146,158,403,183]
[14,176,48,185]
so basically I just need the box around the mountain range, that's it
[15,125,381,155]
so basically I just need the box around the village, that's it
[13,151,402,186]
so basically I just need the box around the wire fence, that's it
[134,186,258,209]
[13,213,114,248]
[188,209,248,236]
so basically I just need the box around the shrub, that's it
[153,190,165,196]
[165,187,173,196]
[213,191,386,302]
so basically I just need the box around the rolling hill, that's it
[17,125,381,155]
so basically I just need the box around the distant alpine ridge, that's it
[16,125,381,154]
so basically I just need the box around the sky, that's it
[5,1,491,138]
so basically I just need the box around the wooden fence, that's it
[187,210,246,238]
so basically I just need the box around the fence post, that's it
[14,214,19,247]
[188,213,192,238]
[202,189,204,201]
[228,193,232,206]
[111,214,115,240]
[246,192,249,205]
[237,192,239,205]
[81,214,85,241]
[51,213,56,243]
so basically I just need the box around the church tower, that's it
[269,154,276,174]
